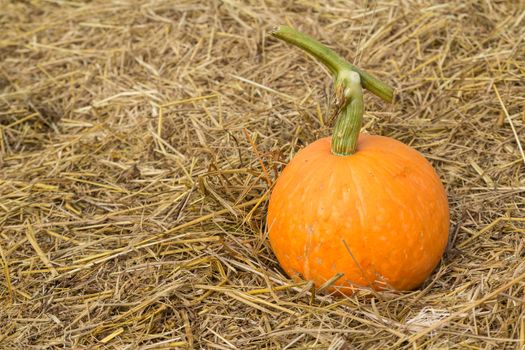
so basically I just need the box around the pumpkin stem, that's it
[331,71,364,155]
[271,25,393,156]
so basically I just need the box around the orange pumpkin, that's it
[267,26,449,295]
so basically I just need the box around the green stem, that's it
[331,71,364,155]
[271,25,394,103]
[271,25,394,156]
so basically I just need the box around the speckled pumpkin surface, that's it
[267,134,450,294]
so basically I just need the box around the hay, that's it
[1,0,524,348]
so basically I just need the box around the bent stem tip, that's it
[271,25,394,103]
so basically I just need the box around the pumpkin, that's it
[267,26,449,295]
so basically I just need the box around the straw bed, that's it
[1,1,524,349]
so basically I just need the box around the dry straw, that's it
[1,1,524,349]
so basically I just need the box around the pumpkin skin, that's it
[267,134,449,295]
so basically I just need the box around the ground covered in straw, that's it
[1,1,524,349]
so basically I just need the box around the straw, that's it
[1,1,524,348]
